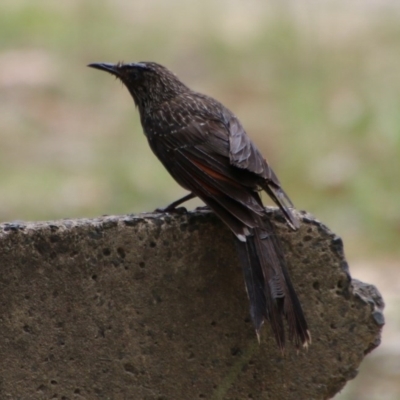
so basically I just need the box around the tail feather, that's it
[281,261,311,347]
[261,218,310,347]
[236,217,310,349]
[235,239,266,334]
[263,184,300,230]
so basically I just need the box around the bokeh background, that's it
[1,1,399,398]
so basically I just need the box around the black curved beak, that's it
[87,62,120,77]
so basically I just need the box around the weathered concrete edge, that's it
[0,207,385,398]
[0,207,385,337]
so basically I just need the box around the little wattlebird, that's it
[88,61,311,350]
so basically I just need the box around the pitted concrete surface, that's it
[0,209,384,399]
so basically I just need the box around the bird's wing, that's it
[228,116,299,229]
[155,114,299,230]
[149,119,266,238]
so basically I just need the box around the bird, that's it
[88,61,310,350]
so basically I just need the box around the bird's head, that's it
[88,61,189,111]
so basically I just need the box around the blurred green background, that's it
[0,1,398,398]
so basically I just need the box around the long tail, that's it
[235,217,310,350]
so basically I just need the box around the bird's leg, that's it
[155,193,196,213]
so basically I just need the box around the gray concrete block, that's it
[0,209,384,399]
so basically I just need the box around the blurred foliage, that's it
[0,1,399,399]
[1,1,399,258]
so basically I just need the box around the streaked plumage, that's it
[88,61,310,349]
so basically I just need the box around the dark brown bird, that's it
[88,61,310,350]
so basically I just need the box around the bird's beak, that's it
[87,62,121,77]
